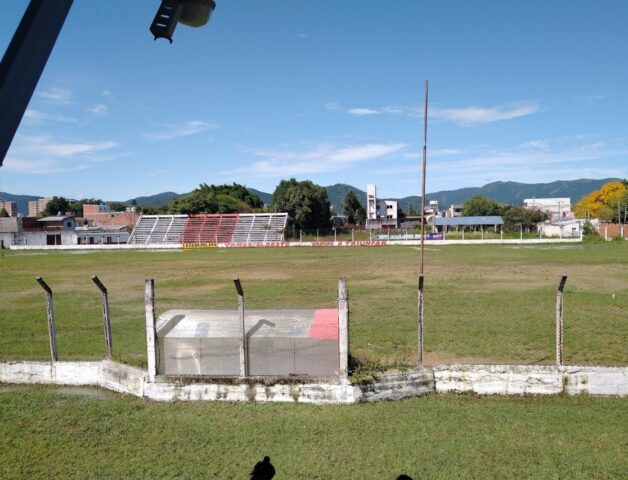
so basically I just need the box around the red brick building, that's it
[83,204,139,229]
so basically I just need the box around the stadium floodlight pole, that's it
[0,0,74,168]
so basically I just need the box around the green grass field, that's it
[0,385,626,479]
[1,242,626,367]
[1,244,627,479]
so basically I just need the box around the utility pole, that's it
[420,80,429,274]
[418,80,428,368]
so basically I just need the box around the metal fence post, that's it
[36,276,57,362]
[144,278,157,381]
[556,276,567,366]
[418,274,425,367]
[234,278,248,377]
[92,275,112,358]
[338,277,349,378]
[334,227,337,242]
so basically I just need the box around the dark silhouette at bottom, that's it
[396,475,414,480]
[250,456,276,480]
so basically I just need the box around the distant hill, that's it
[120,191,179,207]
[0,192,40,216]
[325,184,367,212]
[395,178,620,211]
[4,178,619,216]
[247,188,273,205]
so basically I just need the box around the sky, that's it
[1,0,627,201]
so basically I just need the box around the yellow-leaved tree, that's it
[573,180,628,221]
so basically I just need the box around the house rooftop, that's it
[37,215,75,222]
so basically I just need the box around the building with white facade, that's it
[366,184,398,229]
[523,198,572,221]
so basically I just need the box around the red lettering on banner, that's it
[221,242,289,248]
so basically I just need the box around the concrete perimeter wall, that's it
[9,238,582,251]
[10,244,181,251]
[1,361,626,403]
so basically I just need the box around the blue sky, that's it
[1,0,627,201]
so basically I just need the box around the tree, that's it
[0,208,9,218]
[462,196,501,216]
[341,191,366,225]
[502,206,549,232]
[68,198,103,217]
[108,202,128,212]
[573,180,627,221]
[42,196,71,216]
[271,178,332,236]
[168,183,263,214]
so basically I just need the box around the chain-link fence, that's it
[420,281,626,366]
[291,227,581,242]
[563,290,627,365]
[423,286,555,366]
[1,275,625,369]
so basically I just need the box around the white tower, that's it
[367,184,377,220]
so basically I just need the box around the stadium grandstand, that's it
[128,213,288,246]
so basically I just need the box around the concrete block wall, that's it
[355,370,434,402]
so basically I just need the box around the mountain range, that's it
[1,178,619,216]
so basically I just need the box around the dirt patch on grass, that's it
[56,386,114,399]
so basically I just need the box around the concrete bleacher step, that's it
[132,213,287,245]
[128,215,186,245]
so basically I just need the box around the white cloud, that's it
[327,101,540,126]
[87,104,108,116]
[430,102,540,126]
[518,140,549,150]
[3,135,118,174]
[23,109,78,124]
[37,87,74,105]
[574,93,607,106]
[230,142,408,177]
[102,89,113,98]
[143,120,218,140]
[298,33,309,38]
[374,139,627,186]
[347,108,380,116]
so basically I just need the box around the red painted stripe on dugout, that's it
[307,309,339,340]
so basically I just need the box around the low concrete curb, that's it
[1,361,626,403]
